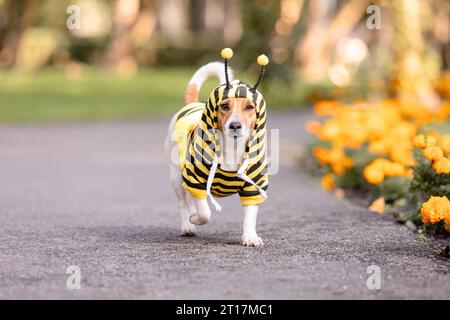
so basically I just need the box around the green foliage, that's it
[334,167,365,189]
[237,0,294,86]
[334,145,376,190]
[237,1,278,69]
[410,150,450,198]
[345,144,377,168]
[378,176,412,202]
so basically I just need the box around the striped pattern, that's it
[177,79,268,206]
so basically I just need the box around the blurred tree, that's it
[295,0,369,82]
[0,0,35,68]
[270,0,304,65]
[433,0,449,71]
[189,0,206,32]
[237,0,289,85]
[103,0,141,75]
[103,0,156,75]
[390,0,441,108]
[223,0,243,45]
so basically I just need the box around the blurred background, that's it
[0,0,448,122]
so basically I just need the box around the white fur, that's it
[219,133,247,171]
[242,206,263,246]
[165,62,263,246]
[219,107,251,171]
[223,110,250,139]
[188,62,234,88]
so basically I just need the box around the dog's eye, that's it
[246,105,255,111]
[220,103,230,111]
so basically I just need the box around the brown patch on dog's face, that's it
[217,98,256,137]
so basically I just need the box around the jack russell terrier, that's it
[165,48,269,246]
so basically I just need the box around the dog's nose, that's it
[229,122,242,131]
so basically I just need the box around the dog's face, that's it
[217,97,257,138]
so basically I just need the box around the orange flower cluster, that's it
[321,173,335,191]
[414,133,450,174]
[312,146,353,175]
[414,133,450,232]
[308,99,450,185]
[308,95,450,234]
[420,196,450,228]
[363,158,410,185]
[311,100,422,166]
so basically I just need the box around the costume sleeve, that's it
[238,173,268,206]
[182,163,208,200]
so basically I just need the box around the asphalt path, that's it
[0,111,448,299]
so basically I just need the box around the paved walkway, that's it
[0,111,448,299]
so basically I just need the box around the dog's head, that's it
[217,97,257,139]
[211,49,268,140]
[201,49,268,152]
[208,79,266,143]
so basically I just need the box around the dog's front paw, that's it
[189,212,210,225]
[242,233,264,247]
[181,223,197,237]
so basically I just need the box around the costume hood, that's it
[184,48,269,211]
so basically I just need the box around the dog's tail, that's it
[184,62,234,105]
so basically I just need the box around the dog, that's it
[165,48,269,246]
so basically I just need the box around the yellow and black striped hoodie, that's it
[173,79,268,209]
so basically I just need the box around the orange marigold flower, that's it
[384,162,406,176]
[312,147,329,165]
[371,158,391,169]
[413,135,426,148]
[432,157,450,174]
[421,196,450,224]
[363,164,384,185]
[314,100,340,116]
[413,134,436,149]
[328,147,345,163]
[331,163,350,175]
[439,134,450,154]
[321,173,336,191]
[390,148,415,166]
[319,122,340,141]
[368,140,388,155]
[305,121,321,135]
[405,169,414,178]
[423,146,444,161]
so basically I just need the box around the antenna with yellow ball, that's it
[221,48,233,89]
[252,54,269,92]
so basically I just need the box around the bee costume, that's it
[174,48,269,211]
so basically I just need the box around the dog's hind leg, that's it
[179,196,197,236]
[166,121,197,236]
[170,164,197,236]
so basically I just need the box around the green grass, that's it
[0,67,321,123]
[0,68,194,123]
